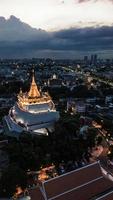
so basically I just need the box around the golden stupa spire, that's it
[19,88,23,95]
[28,69,40,98]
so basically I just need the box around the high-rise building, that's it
[90,54,97,65]
[84,56,88,64]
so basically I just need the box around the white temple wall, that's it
[24,103,51,113]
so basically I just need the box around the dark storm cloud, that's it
[51,27,113,52]
[0,16,113,58]
[31,26,113,52]
[54,26,113,41]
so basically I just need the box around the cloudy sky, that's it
[0,0,113,58]
[0,0,113,30]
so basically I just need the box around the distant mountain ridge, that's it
[0,15,48,41]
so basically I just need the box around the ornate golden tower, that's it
[28,69,40,98]
[17,69,51,108]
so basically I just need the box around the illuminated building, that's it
[4,70,59,135]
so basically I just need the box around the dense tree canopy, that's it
[0,164,27,198]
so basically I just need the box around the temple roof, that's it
[28,70,40,98]
[28,162,113,200]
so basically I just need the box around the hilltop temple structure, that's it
[4,70,59,135]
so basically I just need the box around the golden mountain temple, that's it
[4,70,59,135]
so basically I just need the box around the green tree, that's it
[0,164,27,198]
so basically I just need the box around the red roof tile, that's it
[29,187,44,200]
[28,162,113,200]
[42,162,113,200]
[51,177,113,200]
[96,190,113,200]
